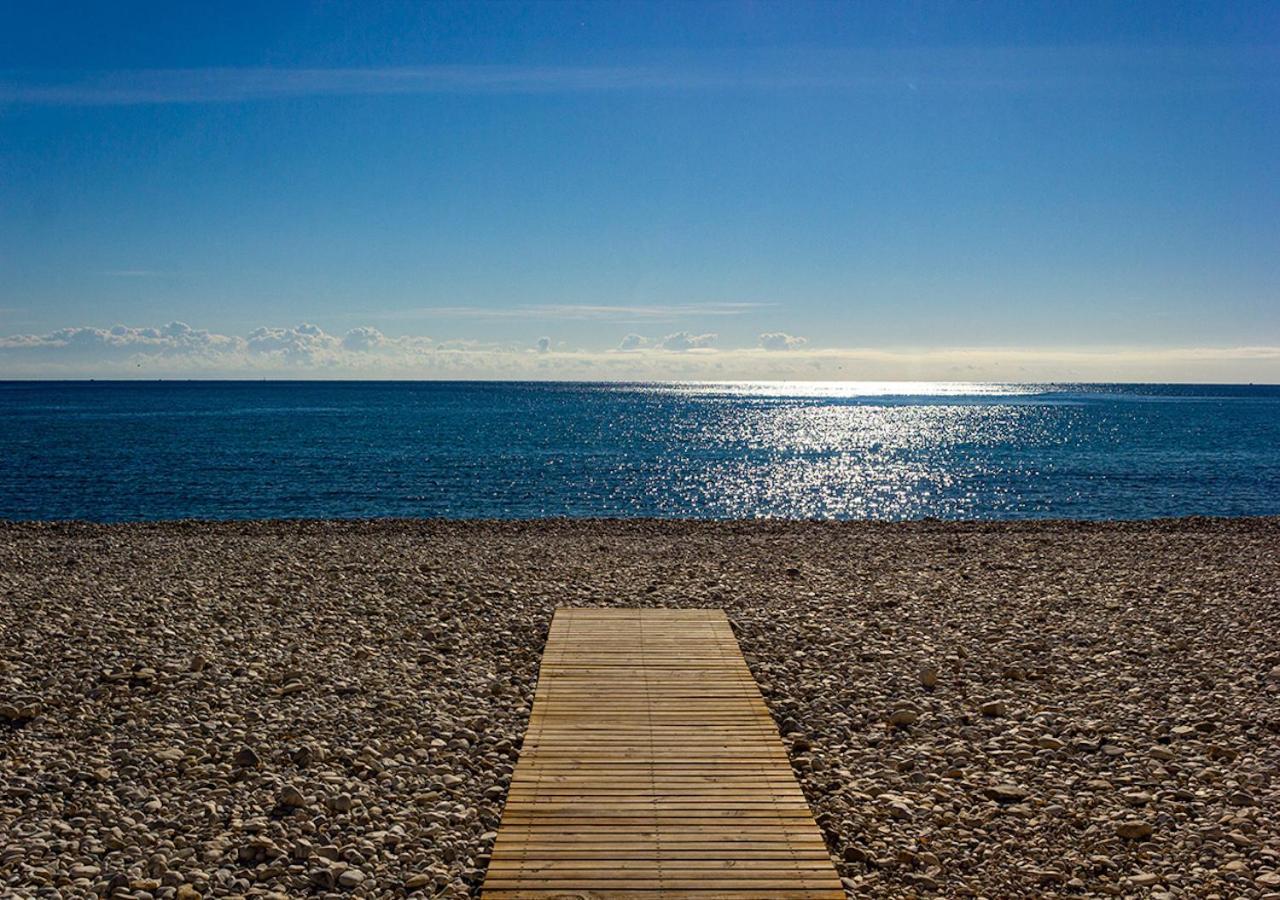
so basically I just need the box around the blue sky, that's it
[1,1,1278,380]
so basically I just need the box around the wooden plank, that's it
[481,608,842,899]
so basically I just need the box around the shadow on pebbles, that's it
[1,518,1279,898]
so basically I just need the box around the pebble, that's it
[1116,820,1155,840]
[337,867,366,888]
[985,784,1029,804]
[0,518,1276,900]
[279,784,308,808]
[887,708,918,728]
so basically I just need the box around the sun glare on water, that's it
[651,381,1049,398]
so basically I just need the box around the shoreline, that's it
[3,517,1278,897]
[4,512,1279,530]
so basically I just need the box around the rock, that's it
[888,708,918,728]
[984,784,1029,804]
[980,699,1006,717]
[919,666,938,689]
[279,784,307,808]
[337,868,366,888]
[1,515,1275,900]
[842,845,868,863]
[234,746,261,768]
[1116,820,1155,840]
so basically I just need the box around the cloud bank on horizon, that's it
[1,321,1277,383]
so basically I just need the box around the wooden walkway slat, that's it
[482,608,843,899]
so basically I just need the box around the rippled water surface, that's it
[2,381,1278,521]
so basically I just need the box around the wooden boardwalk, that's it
[482,608,843,899]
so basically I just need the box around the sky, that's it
[1,1,1278,381]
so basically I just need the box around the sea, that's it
[1,380,1278,522]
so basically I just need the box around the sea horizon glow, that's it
[2,2,1278,383]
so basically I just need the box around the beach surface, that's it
[2,518,1278,898]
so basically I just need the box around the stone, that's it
[279,784,307,808]
[1,514,1275,900]
[919,666,938,689]
[888,708,918,728]
[234,746,260,768]
[337,868,366,888]
[980,699,1006,717]
[984,784,1029,804]
[1116,820,1154,840]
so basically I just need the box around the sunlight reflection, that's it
[644,381,1048,398]
[641,399,1070,519]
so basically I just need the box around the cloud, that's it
[535,336,551,353]
[660,332,717,352]
[402,302,767,323]
[1,48,1271,106]
[759,332,808,351]
[340,326,387,352]
[2,320,1279,382]
[0,322,242,362]
[245,323,341,362]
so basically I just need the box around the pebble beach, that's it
[2,517,1278,899]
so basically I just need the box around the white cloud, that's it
[245,323,340,361]
[341,326,387,352]
[402,302,767,323]
[2,321,1279,382]
[0,322,242,361]
[659,332,717,352]
[759,332,808,351]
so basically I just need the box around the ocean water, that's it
[1,380,1278,522]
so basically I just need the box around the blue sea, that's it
[1,380,1278,522]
